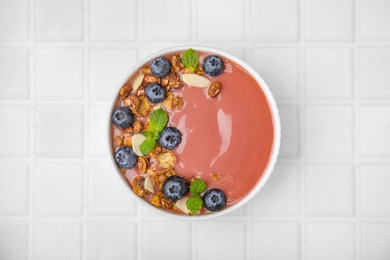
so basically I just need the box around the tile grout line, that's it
[82,0,89,259]
[299,0,307,259]
[354,0,361,259]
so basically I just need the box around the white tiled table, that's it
[1,0,390,259]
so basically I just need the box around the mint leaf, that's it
[149,108,168,132]
[182,49,199,72]
[186,195,203,214]
[139,136,156,155]
[142,131,155,139]
[190,178,207,195]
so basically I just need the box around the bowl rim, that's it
[106,45,281,220]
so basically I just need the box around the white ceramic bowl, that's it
[107,46,281,220]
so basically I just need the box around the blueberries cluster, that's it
[161,175,226,211]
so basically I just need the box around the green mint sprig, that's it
[186,178,207,214]
[139,108,168,155]
[181,48,199,72]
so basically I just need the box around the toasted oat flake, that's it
[171,55,184,73]
[152,168,176,188]
[141,66,151,75]
[157,150,177,168]
[119,85,132,99]
[163,92,174,109]
[173,96,184,110]
[123,136,132,147]
[132,120,144,134]
[114,134,124,147]
[136,156,148,174]
[151,192,174,208]
[120,168,126,174]
[131,95,152,117]
[132,176,150,197]
[144,74,159,84]
[208,81,222,98]
[123,126,133,134]
[148,143,162,159]
[210,172,221,181]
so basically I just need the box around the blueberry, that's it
[159,127,182,150]
[115,146,137,169]
[150,57,171,78]
[202,189,226,212]
[111,107,134,129]
[202,55,225,77]
[145,83,167,104]
[162,176,188,202]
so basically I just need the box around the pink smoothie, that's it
[111,51,274,214]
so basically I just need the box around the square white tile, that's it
[250,48,299,100]
[0,105,30,158]
[90,48,138,100]
[250,0,299,42]
[305,0,354,42]
[0,220,28,260]
[35,105,84,158]
[89,162,136,216]
[141,220,191,259]
[251,222,300,260]
[145,0,191,42]
[306,164,354,216]
[250,163,300,217]
[0,0,29,41]
[279,106,300,158]
[35,48,84,100]
[0,162,29,216]
[88,220,137,260]
[34,162,83,216]
[359,0,390,41]
[88,103,109,158]
[196,221,246,260]
[360,106,390,158]
[361,165,390,217]
[305,48,353,100]
[305,106,354,158]
[198,0,245,43]
[361,223,390,260]
[306,223,355,260]
[359,48,390,99]
[89,0,136,42]
[33,220,82,260]
[0,48,29,99]
[35,0,83,41]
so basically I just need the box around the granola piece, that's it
[146,163,157,176]
[119,84,132,99]
[190,176,197,183]
[151,192,174,208]
[131,95,152,117]
[123,127,133,134]
[120,168,126,174]
[157,150,177,168]
[160,77,169,87]
[114,134,124,147]
[173,96,184,110]
[136,86,145,97]
[144,74,159,84]
[208,81,222,98]
[171,55,184,73]
[123,136,133,147]
[123,97,132,107]
[195,65,204,75]
[163,92,174,109]
[132,120,143,134]
[141,66,151,75]
[152,168,177,188]
[148,143,163,159]
[136,156,148,174]
[131,176,150,197]
[210,172,221,181]
[181,68,194,74]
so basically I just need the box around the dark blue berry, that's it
[145,83,167,104]
[115,146,138,169]
[111,107,134,129]
[159,127,182,150]
[162,176,188,202]
[202,55,225,77]
[202,189,226,212]
[150,57,171,78]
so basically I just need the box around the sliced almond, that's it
[144,176,154,193]
[174,197,190,214]
[132,73,144,91]
[132,133,146,156]
[182,74,211,88]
